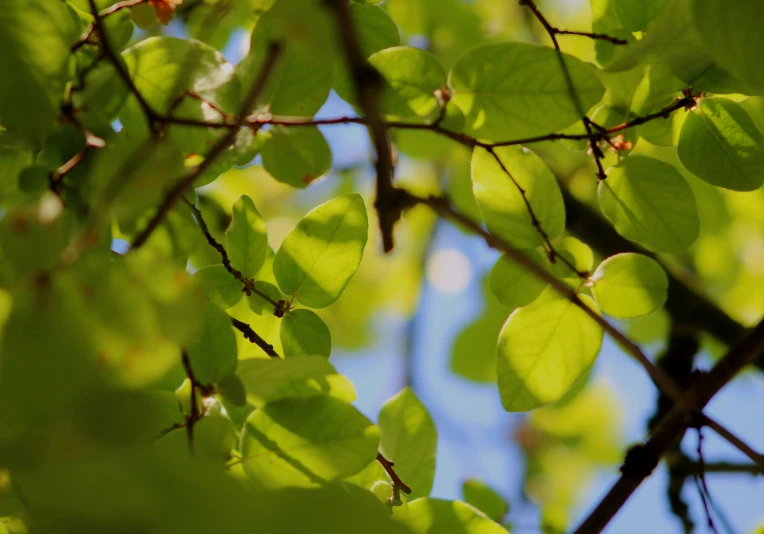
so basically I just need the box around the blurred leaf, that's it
[489,250,547,309]
[186,304,237,385]
[196,264,244,309]
[226,195,269,278]
[393,498,508,534]
[462,479,510,523]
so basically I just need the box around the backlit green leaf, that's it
[677,97,764,192]
[186,304,237,385]
[236,356,356,407]
[449,42,605,141]
[280,309,332,358]
[598,155,699,252]
[489,250,547,309]
[240,396,380,489]
[260,126,332,188]
[195,264,243,309]
[226,195,268,278]
[472,146,565,249]
[497,289,604,411]
[274,194,369,308]
[591,253,668,318]
[394,498,508,534]
[379,387,437,499]
[549,237,594,279]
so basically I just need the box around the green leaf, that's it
[462,479,510,523]
[590,0,635,65]
[0,0,80,142]
[195,265,243,309]
[378,387,437,499]
[691,0,764,94]
[496,289,604,411]
[449,42,605,141]
[226,195,268,278]
[338,47,446,119]
[393,498,508,534]
[241,0,335,116]
[677,97,764,192]
[240,396,380,489]
[186,304,237,385]
[280,309,332,358]
[614,0,663,32]
[274,193,369,308]
[591,253,668,318]
[248,281,282,315]
[598,155,699,252]
[236,356,357,407]
[472,146,565,249]
[0,132,34,201]
[260,126,332,188]
[349,3,400,56]
[120,37,239,153]
[489,251,547,309]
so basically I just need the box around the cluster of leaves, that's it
[0,0,762,532]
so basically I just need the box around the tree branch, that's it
[561,187,764,371]
[182,198,282,311]
[377,452,413,496]
[230,317,280,358]
[572,318,764,534]
[325,0,398,252]
[131,42,283,249]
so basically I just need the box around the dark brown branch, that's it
[73,0,147,50]
[182,198,282,311]
[181,350,202,452]
[326,0,398,252]
[555,29,628,45]
[131,42,283,249]
[377,452,412,495]
[231,317,280,359]
[572,318,764,534]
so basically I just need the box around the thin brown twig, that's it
[377,452,412,495]
[519,0,607,180]
[572,318,764,534]
[73,0,147,50]
[555,29,627,44]
[702,416,764,470]
[131,42,283,249]
[182,198,282,311]
[231,317,280,358]
[325,0,398,253]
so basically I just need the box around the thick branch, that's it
[572,318,764,534]
[326,0,398,252]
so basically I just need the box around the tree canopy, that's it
[0,0,762,533]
